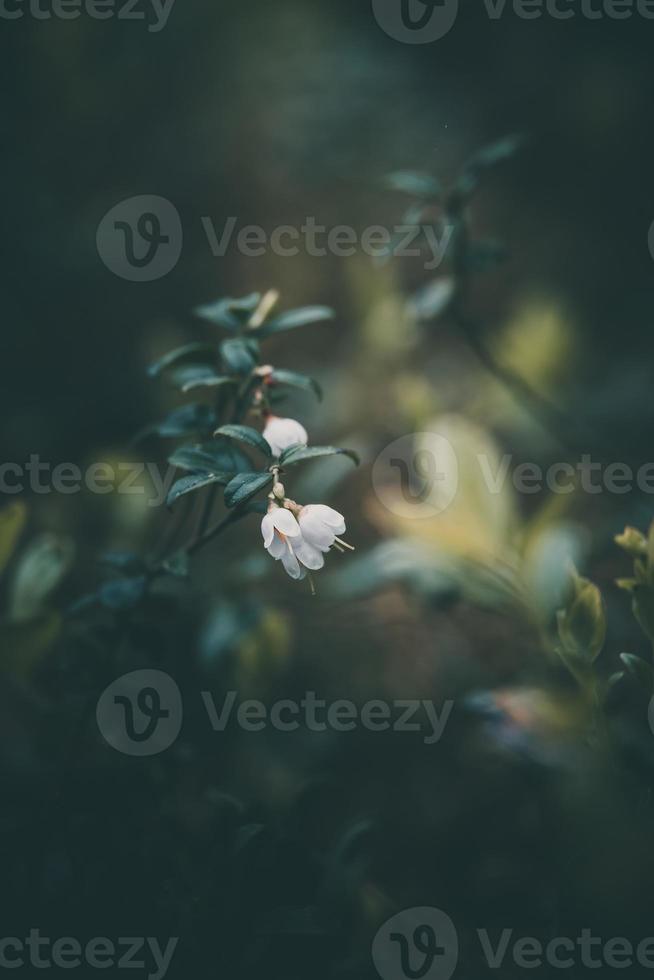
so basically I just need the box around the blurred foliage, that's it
[5,5,654,977]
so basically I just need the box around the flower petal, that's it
[280,543,305,580]
[299,507,338,551]
[267,531,287,559]
[294,538,325,571]
[263,417,309,457]
[309,504,346,532]
[271,508,301,538]
[261,513,276,548]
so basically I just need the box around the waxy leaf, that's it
[195,293,262,330]
[256,306,334,337]
[138,404,217,441]
[167,472,232,508]
[169,442,251,475]
[214,424,272,458]
[221,337,258,375]
[224,472,274,508]
[147,343,215,378]
[269,369,322,401]
[170,365,237,394]
[279,445,359,467]
[384,171,442,200]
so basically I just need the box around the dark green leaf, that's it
[256,306,334,337]
[280,445,359,467]
[100,576,148,611]
[409,278,456,322]
[466,133,526,171]
[167,472,232,508]
[619,652,653,690]
[384,171,442,200]
[170,365,237,394]
[457,133,526,199]
[224,472,273,508]
[147,343,215,378]
[214,424,272,458]
[194,293,262,330]
[269,369,322,401]
[220,337,257,375]
[138,403,217,441]
[168,442,251,474]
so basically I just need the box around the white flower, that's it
[261,504,324,580]
[263,415,308,457]
[298,505,346,552]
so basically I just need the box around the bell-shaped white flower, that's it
[298,504,347,553]
[261,504,324,580]
[263,415,308,457]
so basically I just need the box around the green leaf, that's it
[170,365,237,394]
[137,403,217,441]
[9,534,74,622]
[168,442,251,475]
[194,293,261,330]
[221,337,257,375]
[279,445,359,467]
[0,501,27,577]
[619,652,653,690]
[100,576,148,611]
[256,306,334,337]
[557,577,606,662]
[214,424,272,458]
[147,342,216,378]
[269,369,322,401]
[466,133,526,171]
[167,472,232,508]
[457,133,526,199]
[384,171,442,200]
[615,526,648,558]
[632,585,654,643]
[409,278,456,321]
[224,472,274,508]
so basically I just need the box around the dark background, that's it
[3,1,654,977]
